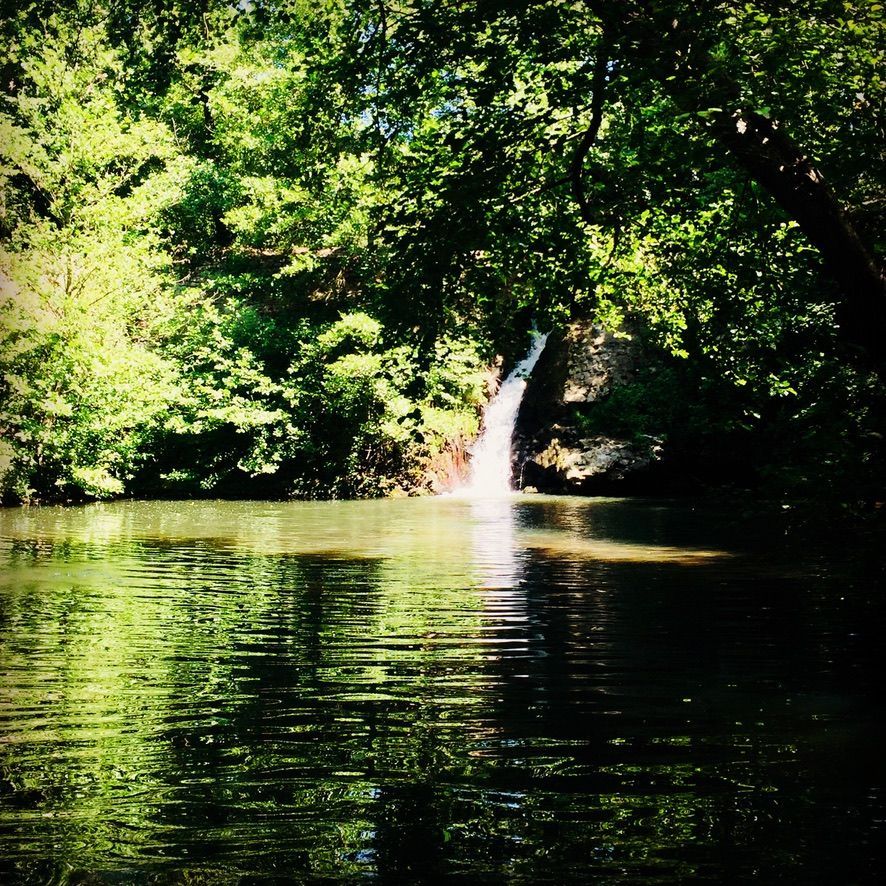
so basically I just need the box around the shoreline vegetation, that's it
[1,2,883,510]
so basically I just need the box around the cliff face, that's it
[514,321,662,494]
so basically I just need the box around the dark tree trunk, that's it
[705,108,886,363]
[586,2,886,367]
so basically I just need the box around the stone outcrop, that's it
[514,320,662,494]
[561,324,640,403]
[518,430,662,494]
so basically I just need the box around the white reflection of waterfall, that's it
[470,497,531,652]
[469,497,523,590]
[464,331,548,497]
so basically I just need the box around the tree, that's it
[582,1,885,364]
[1,0,883,502]
[345,0,883,362]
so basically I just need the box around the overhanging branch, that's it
[568,40,609,226]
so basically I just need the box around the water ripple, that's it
[0,498,884,882]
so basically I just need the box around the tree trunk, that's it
[588,2,886,367]
[706,108,886,364]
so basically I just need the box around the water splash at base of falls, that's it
[459,331,548,497]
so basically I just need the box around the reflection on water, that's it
[0,497,884,882]
[470,497,524,589]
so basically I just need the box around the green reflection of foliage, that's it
[0,498,863,880]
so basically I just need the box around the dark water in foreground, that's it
[0,497,884,883]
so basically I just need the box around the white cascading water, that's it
[462,331,549,497]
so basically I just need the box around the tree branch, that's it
[568,39,609,226]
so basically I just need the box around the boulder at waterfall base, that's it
[519,427,663,495]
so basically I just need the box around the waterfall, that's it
[462,331,548,497]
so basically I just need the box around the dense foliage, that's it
[1,1,883,504]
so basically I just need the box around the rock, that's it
[516,321,641,433]
[519,430,662,494]
[514,318,663,495]
[561,324,640,403]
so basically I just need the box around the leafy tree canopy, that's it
[1,1,883,504]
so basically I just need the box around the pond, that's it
[0,497,884,882]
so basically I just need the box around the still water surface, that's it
[0,497,884,882]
